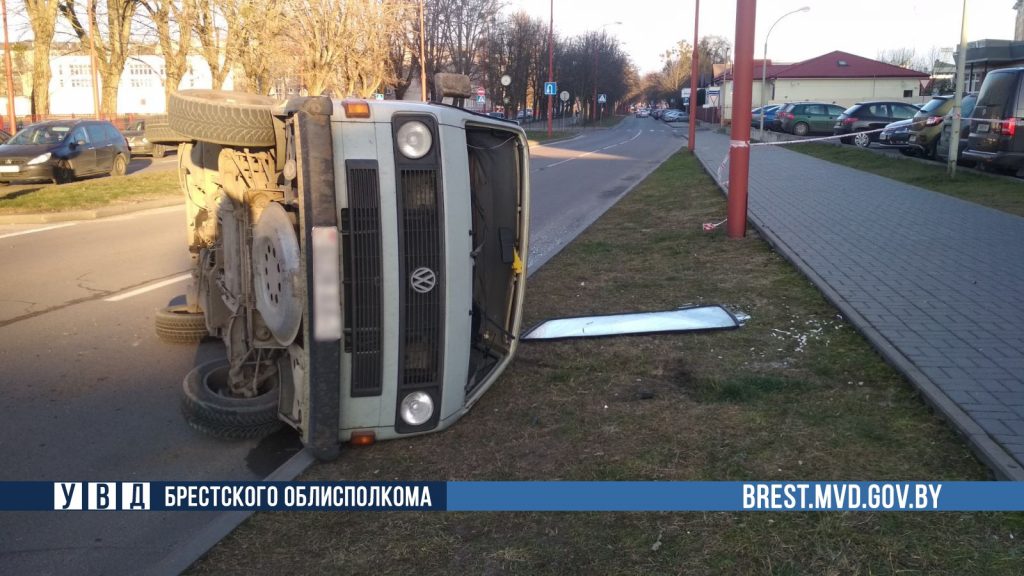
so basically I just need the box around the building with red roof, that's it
[713,50,928,122]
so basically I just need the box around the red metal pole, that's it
[547,0,553,137]
[726,0,756,238]
[1,0,17,132]
[687,0,699,151]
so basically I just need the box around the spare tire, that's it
[144,115,189,145]
[181,358,282,440]
[168,90,279,147]
[155,304,209,344]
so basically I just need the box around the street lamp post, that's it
[547,0,553,137]
[759,6,809,133]
[592,21,621,124]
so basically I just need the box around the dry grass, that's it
[0,170,178,214]
[187,151,1024,576]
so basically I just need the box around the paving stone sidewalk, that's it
[691,130,1024,480]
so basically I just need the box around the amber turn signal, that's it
[342,101,371,119]
[350,431,376,446]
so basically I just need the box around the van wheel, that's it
[793,122,809,137]
[110,154,127,177]
[853,132,871,148]
[168,90,278,147]
[181,358,282,440]
[155,304,209,344]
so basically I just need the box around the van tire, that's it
[181,359,282,440]
[144,116,190,145]
[168,90,278,147]
[155,304,209,344]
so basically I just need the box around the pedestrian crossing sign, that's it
[598,94,607,104]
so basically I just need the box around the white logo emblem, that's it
[410,267,437,294]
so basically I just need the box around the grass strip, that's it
[0,170,179,214]
[187,151,1023,576]
[791,143,1024,217]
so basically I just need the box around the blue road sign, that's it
[544,82,557,96]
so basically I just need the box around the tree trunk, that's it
[31,39,53,119]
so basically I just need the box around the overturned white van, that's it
[151,77,529,459]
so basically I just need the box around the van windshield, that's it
[8,125,70,146]
[975,71,1017,119]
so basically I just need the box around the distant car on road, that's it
[0,119,130,185]
[636,108,650,118]
[833,100,920,147]
[515,109,534,122]
[662,109,684,122]
[123,118,174,158]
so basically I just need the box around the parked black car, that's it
[876,118,914,150]
[936,93,979,165]
[833,101,920,147]
[0,119,130,184]
[123,118,173,158]
[963,67,1024,174]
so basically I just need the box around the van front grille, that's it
[398,168,444,389]
[342,161,383,397]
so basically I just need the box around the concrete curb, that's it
[145,449,316,576]
[692,149,1024,481]
[0,197,182,225]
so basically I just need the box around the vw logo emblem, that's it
[410,267,437,294]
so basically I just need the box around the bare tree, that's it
[60,0,141,115]
[24,0,63,116]
[285,0,353,96]
[139,0,192,106]
[876,47,916,69]
[189,0,240,88]
[233,0,286,94]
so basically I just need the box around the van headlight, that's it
[399,391,434,426]
[27,153,51,165]
[396,121,432,159]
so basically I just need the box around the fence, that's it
[0,113,164,134]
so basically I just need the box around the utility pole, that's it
[687,0,699,151]
[727,0,756,239]
[547,0,553,137]
[88,0,101,118]
[948,0,968,177]
[1,0,16,132]
[419,0,427,102]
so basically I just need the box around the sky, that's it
[508,0,1018,74]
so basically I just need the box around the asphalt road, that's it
[0,116,683,575]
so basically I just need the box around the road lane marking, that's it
[0,223,77,240]
[540,130,644,168]
[104,273,191,302]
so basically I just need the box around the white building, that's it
[48,54,234,115]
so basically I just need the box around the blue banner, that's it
[2,481,1023,512]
